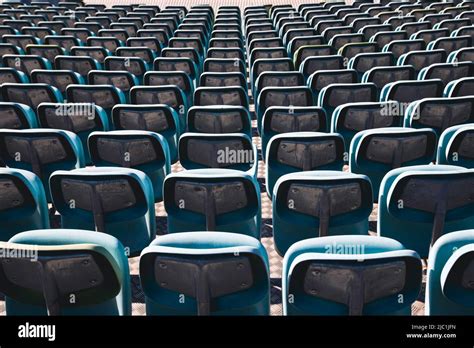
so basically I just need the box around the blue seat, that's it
[70,46,111,66]
[203,58,245,75]
[144,71,194,106]
[0,128,85,201]
[88,130,171,202]
[380,79,444,103]
[350,127,438,200]
[427,35,472,55]
[254,71,305,103]
[361,65,416,99]
[347,52,394,81]
[140,231,270,315]
[104,56,148,84]
[257,86,314,135]
[2,54,51,76]
[194,85,249,109]
[30,69,84,98]
[50,167,155,257]
[66,84,126,128]
[293,45,334,69]
[378,164,474,258]
[130,85,188,134]
[299,55,344,80]
[426,230,474,315]
[437,124,474,168]
[410,28,450,45]
[178,133,258,178]
[266,132,345,198]
[112,104,180,164]
[447,47,474,63]
[0,102,37,129]
[0,168,49,241]
[44,35,82,53]
[86,36,122,54]
[418,62,474,86]
[337,42,378,62]
[88,70,138,103]
[273,171,373,255]
[282,235,422,315]
[307,69,358,100]
[444,77,474,97]
[1,82,63,109]
[251,57,293,95]
[1,229,131,315]
[55,55,102,80]
[199,72,247,89]
[163,169,261,238]
[249,46,286,69]
[186,105,252,138]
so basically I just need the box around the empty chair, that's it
[30,70,84,98]
[251,57,293,93]
[447,47,474,63]
[0,168,49,241]
[0,67,28,84]
[254,71,304,102]
[382,39,426,61]
[427,35,472,55]
[300,55,344,80]
[50,167,156,257]
[266,132,345,198]
[194,86,249,109]
[88,70,138,102]
[282,235,422,315]
[287,35,325,57]
[397,49,447,75]
[144,71,194,106]
[348,52,395,80]
[307,69,358,99]
[2,54,51,76]
[70,46,110,65]
[26,44,65,63]
[361,65,416,96]
[378,164,474,258]
[186,105,252,138]
[163,169,261,238]
[199,72,246,89]
[426,230,474,315]
[273,171,373,255]
[380,79,444,104]
[418,62,474,86]
[404,96,474,137]
[88,131,171,202]
[411,28,450,45]
[444,77,474,97]
[0,229,131,315]
[338,42,378,61]
[178,133,257,177]
[256,86,314,134]
[0,102,37,129]
[140,231,270,315]
[318,83,378,126]
[153,57,198,87]
[350,127,438,199]
[112,104,180,163]
[437,124,474,168]
[293,45,334,69]
[203,58,245,75]
[55,56,102,80]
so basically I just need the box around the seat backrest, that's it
[0,101,37,129]
[437,124,474,168]
[380,79,444,104]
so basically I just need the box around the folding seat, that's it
[300,55,345,80]
[421,13,452,27]
[348,52,395,81]
[140,231,270,315]
[404,96,474,137]
[418,62,474,86]
[370,30,408,50]
[161,48,202,75]
[112,104,179,163]
[44,35,81,53]
[88,130,170,202]
[187,105,251,138]
[380,79,444,104]
[69,46,110,66]
[174,29,208,45]
[1,82,63,110]
[211,30,241,40]
[318,83,378,126]
[427,35,472,55]
[163,169,261,238]
[0,129,85,201]
[153,57,198,88]
[322,26,353,43]
[20,14,47,26]
[55,56,102,81]
[246,26,275,42]
[307,69,358,99]
[266,132,346,199]
[352,18,380,33]
[282,234,422,315]
[444,77,474,97]
[2,54,51,77]
[329,34,364,53]
[66,84,125,127]
[50,167,155,256]
[207,47,245,61]
[30,69,84,98]
[378,164,474,258]
[178,133,257,178]
[410,28,450,45]
[248,37,283,56]
[110,23,139,38]
[395,21,431,38]
[349,127,437,199]
[126,37,162,53]
[0,43,23,58]
[314,19,345,35]
[437,124,474,168]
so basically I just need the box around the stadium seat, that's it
[307,69,358,99]
[49,167,156,257]
[88,130,171,202]
[163,169,261,238]
[444,77,474,97]
[299,55,344,80]
[273,171,373,255]
[0,102,37,129]
[349,127,438,199]
[418,62,474,86]
[31,70,84,99]
[426,230,474,315]
[140,231,270,315]
[378,164,474,258]
[347,52,395,80]
[1,229,131,315]
[380,79,444,104]
[436,124,474,168]
[427,35,472,55]
[55,55,102,80]
[282,235,422,315]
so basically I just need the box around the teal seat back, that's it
[0,128,85,202]
[31,69,84,98]
[426,230,474,315]
[418,62,474,87]
[1,82,63,110]
[437,124,474,168]
[307,69,357,100]
[283,235,422,315]
[144,70,194,106]
[444,77,474,97]
[88,130,171,202]
[3,229,131,315]
[55,55,102,80]
[266,132,345,198]
[0,67,28,84]
[350,127,438,200]
[50,167,156,256]
[347,52,394,81]
[140,231,270,315]
[380,79,444,103]
[397,49,446,76]
[0,101,37,129]
[0,168,49,241]
[104,56,148,84]
[88,70,138,103]
[378,164,474,258]
[361,66,415,98]
[163,169,261,239]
